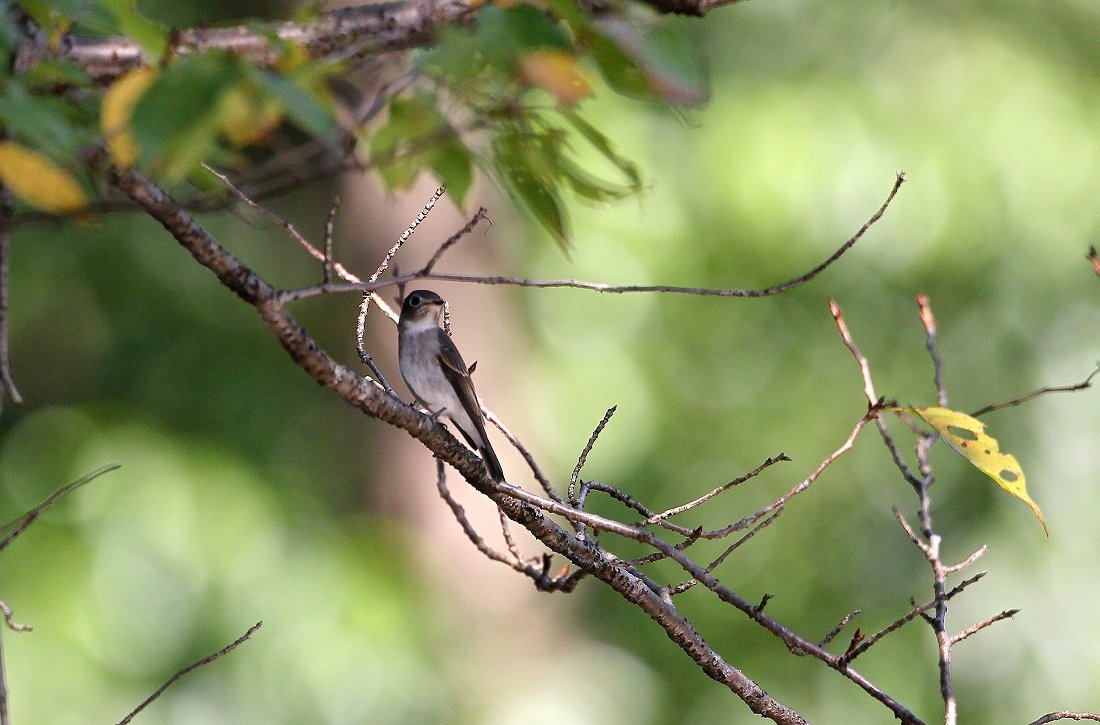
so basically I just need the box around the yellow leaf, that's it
[519,50,592,107]
[217,87,284,147]
[911,405,1047,533]
[0,142,88,214]
[102,66,159,167]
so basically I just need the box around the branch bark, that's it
[15,0,744,84]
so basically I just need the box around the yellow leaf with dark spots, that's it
[911,405,1046,534]
[520,50,592,107]
[0,142,87,213]
[102,66,159,167]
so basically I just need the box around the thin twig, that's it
[570,406,616,505]
[283,172,908,304]
[970,366,1099,418]
[483,408,565,504]
[116,621,263,725]
[0,463,120,554]
[498,506,522,561]
[830,299,878,404]
[0,183,22,411]
[1090,246,1100,279]
[421,207,490,275]
[917,295,947,407]
[892,506,929,553]
[323,196,341,285]
[641,455,789,525]
[820,610,861,647]
[1027,712,1100,725]
[949,609,1018,645]
[0,604,30,633]
[356,186,446,393]
[668,509,783,595]
[435,459,576,592]
[0,602,32,725]
[0,621,8,725]
[841,573,986,664]
[943,545,988,575]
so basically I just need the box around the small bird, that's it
[397,290,505,481]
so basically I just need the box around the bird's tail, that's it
[480,442,505,482]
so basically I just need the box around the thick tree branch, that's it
[16,0,745,84]
[95,151,812,725]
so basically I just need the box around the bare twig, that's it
[435,459,578,592]
[820,610,861,646]
[641,455,788,525]
[841,573,986,665]
[0,604,30,634]
[917,295,947,407]
[0,463,120,554]
[0,603,31,725]
[1027,713,1100,725]
[943,545,988,575]
[283,173,908,304]
[483,408,565,504]
[970,366,1099,418]
[1090,246,1100,279]
[570,406,616,505]
[323,196,342,285]
[668,509,782,595]
[891,506,928,553]
[498,506,523,561]
[0,184,22,411]
[356,186,446,393]
[116,621,263,725]
[949,609,1018,645]
[421,207,490,275]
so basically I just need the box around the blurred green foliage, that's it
[2,0,1100,724]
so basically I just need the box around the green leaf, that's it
[0,82,82,157]
[477,4,570,69]
[131,52,245,180]
[370,95,444,166]
[596,18,708,106]
[428,138,473,207]
[494,131,568,248]
[586,31,653,99]
[558,108,642,190]
[251,68,336,138]
[420,26,489,83]
[98,0,169,58]
[545,0,591,34]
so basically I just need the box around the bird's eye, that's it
[409,294,420,307]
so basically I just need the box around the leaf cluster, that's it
[1,0,709,246]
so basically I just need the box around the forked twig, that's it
[570,406,616,505]
[422,207,490,275]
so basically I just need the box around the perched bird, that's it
[397,290,505,481]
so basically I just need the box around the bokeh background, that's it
[2,0,1100,723]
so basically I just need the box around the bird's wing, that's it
[436,330,483,436]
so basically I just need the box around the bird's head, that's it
[399,289,446,327]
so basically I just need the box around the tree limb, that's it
[93,150,812,725]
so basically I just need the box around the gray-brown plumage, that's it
[397,290,505,481]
